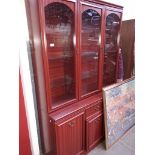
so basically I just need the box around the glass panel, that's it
[81,9,101,96]
[45,3,76,107]
[103,13,120,86]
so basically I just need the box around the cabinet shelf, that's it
[51,76,74,89]
[81,70,98,80]
[81,51,98,56]
[104,50,117,54]
[48,55,73,61]
[52,95,75,108]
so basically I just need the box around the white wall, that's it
[104,0,135,20]
[0,0,40,154]
[19,0,40,154]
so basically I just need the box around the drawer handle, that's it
[94,105,100,110]
[97,118,101,121]
[95,118,101,123]
[68,121,75,127]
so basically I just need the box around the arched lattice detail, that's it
[45,2,74,27]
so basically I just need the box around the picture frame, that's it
[103,77,135,149]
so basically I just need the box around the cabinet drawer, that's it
[86,100,103,118]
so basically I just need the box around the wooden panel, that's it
[82,0,123,9]
[55,112,85,155]
[25,0,52,153]
[120,19,135,79]
[86,113,104,150]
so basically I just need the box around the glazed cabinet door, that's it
[86,113,104,150]
[103,9,122,86]
[55,112,85,155]
[41,0,78,111]
[79,2,103,98]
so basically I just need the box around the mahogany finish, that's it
[120,19,135,79]
[86,113,104,151]
[55,111,85,155]
[85,100,103,118]
[28,0,123,154]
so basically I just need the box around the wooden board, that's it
[103,77,135,149]
[120,19,135,79]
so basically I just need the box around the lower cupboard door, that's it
[86,113,104,150]
[55,113,85,155]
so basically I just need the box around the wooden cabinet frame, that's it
[25,0,123,154]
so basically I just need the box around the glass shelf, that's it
[52,95,75,108]
[48,55,73,60]
[51,76,74,88]
[81,70,98,80]
[81,51,98,57]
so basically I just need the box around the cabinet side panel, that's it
[24,0,52,153]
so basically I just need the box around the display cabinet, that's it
[39,0,122,112]
[31,0,123,154]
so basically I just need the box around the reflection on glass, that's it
[103,13,120,86]
[81,9,101,95]
[45,3,76,107]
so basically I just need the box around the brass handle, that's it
[95,118,101,123]
[50,43,55,47]
[97,105,100,108]
[97,118,101,121]
[94,105,100,110]
[68,121,75,127]
[94,107,98,110]
[96,101,101,104]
